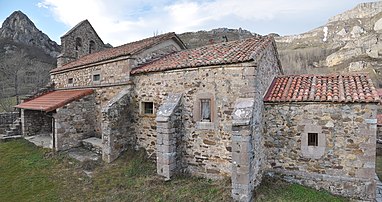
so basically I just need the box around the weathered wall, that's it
[53,39,184,89]
[131,63,254,178]
[0,112,18,134]
[264,103,377,200]
[249,39,281,191]
[101,86,133,163]
[58,20,106,67]
[52,59,132,89]
[21,110,52,137]
[156,93,184,179]
[54,93,97,151]
[131,41,281,179]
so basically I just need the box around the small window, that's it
[75,37,82,50]
[200,99,211,122]
[89,40,95,54]
[93,74,100,82]
[68,78,73,84]
[308,133,318,146]
[142,102,154,115]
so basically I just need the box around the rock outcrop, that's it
[276,1,382,86]
[0,11,59,104]
[0,11,60,57]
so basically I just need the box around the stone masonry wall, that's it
[249,39,282,192]
[131,41,281,180]
[231,98,255,201]
[156,93,184,179]
[52,59,132,89]
[54,93,97,151]
[132,63,256,178]
[0,112,18,134]
[102,86,133,163]
[58,20,105,67]
[53,39,184,89]
[21,110,52,137]
[264,103,377,200]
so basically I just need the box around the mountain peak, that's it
[0,10,60,57]
[328,1,382,23]
[1,10,35,31]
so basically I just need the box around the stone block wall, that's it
[156,93,184,179]
[21,110,52,137]
[231,98,255,202]
[0,112,19,134]
[52,59,132,89]
[101,86,133,163]
[53,93,97,151]
[131,41,281,180]
[58,20,106,67]
[131,63,256,178]
[264,103,378,201]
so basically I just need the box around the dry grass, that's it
[0,139,350,201]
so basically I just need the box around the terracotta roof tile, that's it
[51,32,183,74]
[264,74,380,103]
[130,36,273,75]
[15,89,94,112]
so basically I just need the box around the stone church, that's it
[16,20,379,201]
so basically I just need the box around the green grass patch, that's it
[0,139,58,202]
[255,176,348,202]
[0,139,348,201]
[376,153,382,180]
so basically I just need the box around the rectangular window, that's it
[143,102,154,115]
[308,133,318,146]
[93,74,101,82]
[68,78,73,84]
[200,99,211,122]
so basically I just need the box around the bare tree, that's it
[0,50,29,105]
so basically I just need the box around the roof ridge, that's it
[131,36,272,75]
[52,32,183,74]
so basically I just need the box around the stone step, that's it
[82,137,103,155]
[0,135,22,141]
[5,131,18,136]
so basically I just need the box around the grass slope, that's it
[0,140,348,201]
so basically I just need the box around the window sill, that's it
[196,121,215,130]
[140,114,156,118]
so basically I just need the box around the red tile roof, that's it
[264,74,380,103]
[130,36,274,75]
[51,32,185,74]
[15,89,94,112]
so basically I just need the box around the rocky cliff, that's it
[0,11,59,106]
[276,1,382,86]
[0,11,60,57]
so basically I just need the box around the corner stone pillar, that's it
[231,98,255,202]
[156,93,182,180]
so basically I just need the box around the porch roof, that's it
[15,89,94,112]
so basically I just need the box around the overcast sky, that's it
[0,0,379,46]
